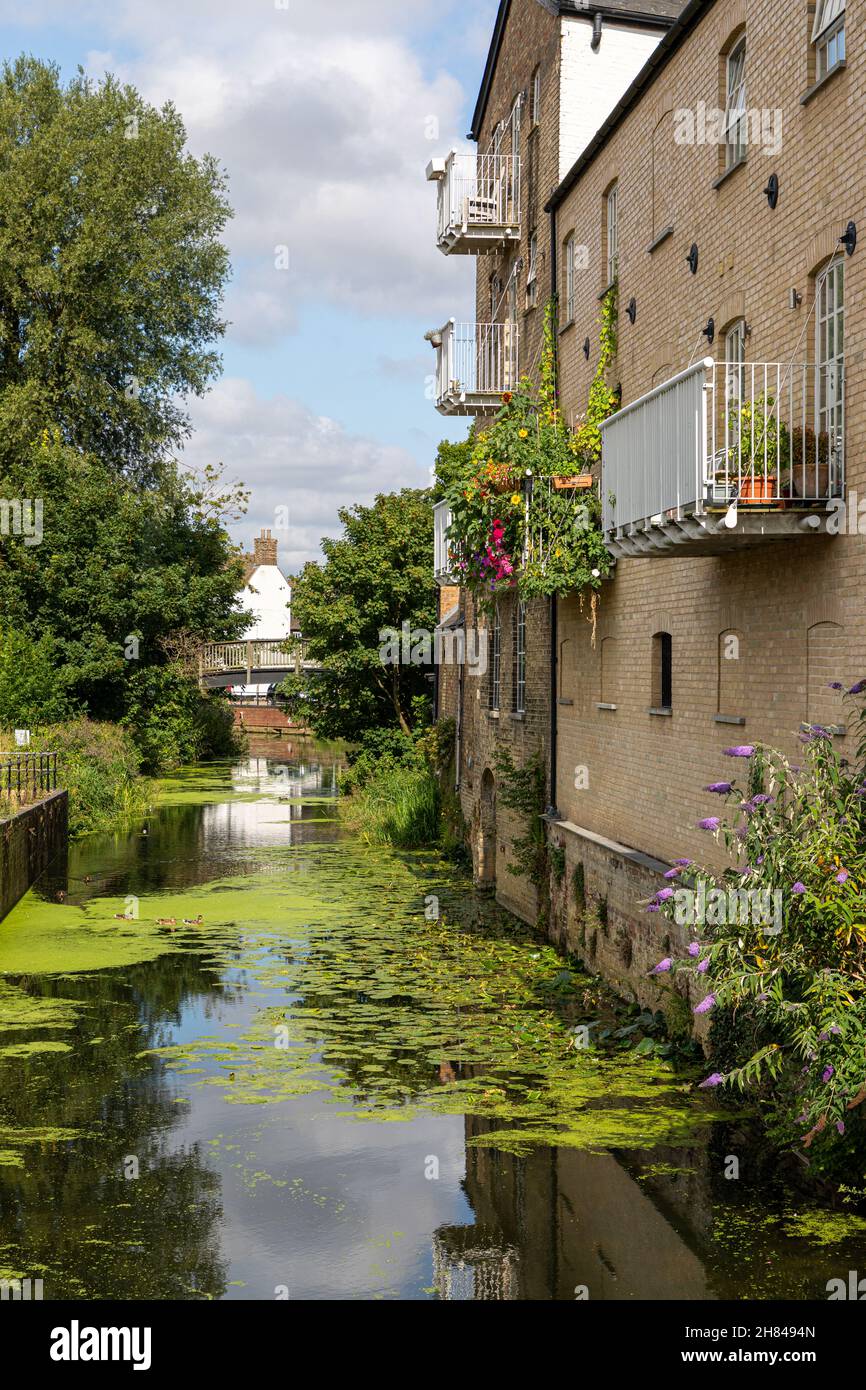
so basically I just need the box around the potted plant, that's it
[726,394,788,506]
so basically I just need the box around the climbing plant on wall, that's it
[440,296,618,619]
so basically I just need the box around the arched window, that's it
[564,234,576,323]
[531,66,542,126]
[488,610,501,712]
[724,35,747,170]
[652,632,672,712]
[816,257,845,496]
[605,183,619,285]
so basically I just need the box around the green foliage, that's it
[573,284,619,466]
[441,299,613,611]
[0,431,246,734]
[123,665,242,775]
[654,696,866,1151]
[494,746,548,892]
[0,56,231,482]
[0,628,76,727]
[26,719,150,838]
[281,489,437,741]
[340,764,441,849]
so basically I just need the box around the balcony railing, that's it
[426,152,521,255]
[601,358,845,557]
[434,501,456,586]
[429,319,519,416]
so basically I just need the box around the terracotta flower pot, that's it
[740,475,780,505]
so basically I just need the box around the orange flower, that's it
[502,392,513,404]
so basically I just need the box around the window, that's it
[816,257,845,492]
[526,231,538,308]
[565,234,576,323]
[488,611,501,711]
[724,319,746,402]
[813,0,845,80]
[606,185,618,285]
[725,37,747,169]
[513,602,526,713]
[531,67,541,126]
[652,632,672,712]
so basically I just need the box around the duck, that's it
[183,915,203,925]
[156,917,177,927]
[114,913,132,922]
[54,890,66,902]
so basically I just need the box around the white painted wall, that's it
[240,565,292,640]
[559,18,665,182]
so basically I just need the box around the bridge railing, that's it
[199,638,310,678]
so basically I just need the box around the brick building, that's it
[429,0,856,1016]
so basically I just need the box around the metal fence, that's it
[435,320,519,410]
[436,152,521,246]
[0,752,59,806]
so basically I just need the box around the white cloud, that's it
[182,377,428,570]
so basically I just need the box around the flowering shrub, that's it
[647,687,866,1152]
[441,299,614,612]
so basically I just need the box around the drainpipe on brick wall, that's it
[546,201,561,821]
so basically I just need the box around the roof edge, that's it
[469,0,679,143]
[546,0,715,211]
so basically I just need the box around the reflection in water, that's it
[1,740,865,1300]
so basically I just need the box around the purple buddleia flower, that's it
[836,869,850,884]
[664,867,682,880]
[751,794,774,807]
[828,682,844,691]
[698,817,721,831]
[830,1024,841,1035]
[837,1121,846,1136]
[675,859,693,867]
[688,942,701,958]
[848,680,866,695]
[655,887,675,902]
[694,994,716,1015]
[697,958,710,974]
[652,959,673,974]
[706,782,733,795]
[699,1073,725,1089]
[645,903,660,913]
[791,882,806,895]
[757,993,769,1002]
[723,746,755,758]
[823,1065,835,1083]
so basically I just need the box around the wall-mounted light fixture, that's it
[687,243,699,275]
[626,297,637,324]
[763,174,779,209]
[789,288,803,310]
[840,221,857,256]
[702,317,715,345]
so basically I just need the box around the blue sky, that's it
[0,0,500,569]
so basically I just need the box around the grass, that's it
[340,765,440,849]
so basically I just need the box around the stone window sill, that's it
[800,60,846,105]
[801,721,846,737]
[647,226,674,254]
[558,698,574,707]
[596,702,617,711]
[715,714,745,726]
[648,707,672,717]
[712,156,747,191]
[510,711,526,722]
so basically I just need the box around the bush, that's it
[649,687,866,1154]
[0,627,77,728]
[123,665,242,774]
[27,718,150,838]
[341,765,440,849]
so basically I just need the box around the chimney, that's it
[252,528,278,568]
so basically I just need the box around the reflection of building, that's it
[432,1225,519,1301]
[240,530,293,641]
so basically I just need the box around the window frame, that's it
[724,319,747,402]
[813,0,846,79]
[652,632,673,713]
[489,611,502,712]
[606,184,619,286]
[724,35,748,170]
[531,67,541,127]
[514,601,526,714]
[565,234,576,323]
[816,256,845,493]
[526,230,538,307]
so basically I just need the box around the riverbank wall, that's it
[0,791,69,922]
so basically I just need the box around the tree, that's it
[283,490,437,741]
[0,57,231,482]
[0,431,247,726]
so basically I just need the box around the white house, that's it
[240,529,292,640]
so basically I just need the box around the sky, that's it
[0,0,501,571]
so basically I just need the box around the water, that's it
[1,742,865,1301]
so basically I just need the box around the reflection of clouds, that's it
[174,1087,472,1300]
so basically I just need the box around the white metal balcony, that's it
[601,358,845,558]
[434,500,457,587]
[426,152,521,255]
[427,319,519,416]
